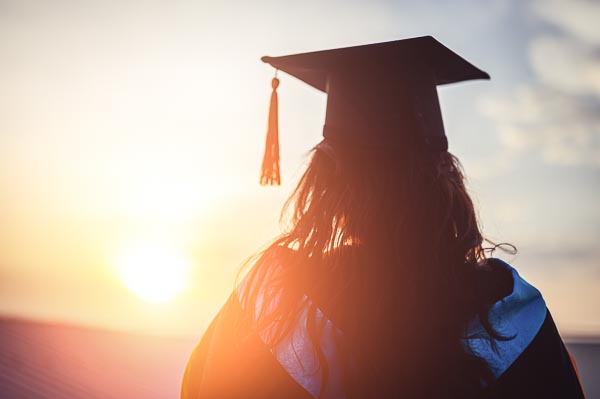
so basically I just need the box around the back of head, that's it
[244,139,493,398]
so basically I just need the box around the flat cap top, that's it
[261,36,489,93]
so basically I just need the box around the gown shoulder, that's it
[464,259,586,398]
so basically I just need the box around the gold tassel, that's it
[260,75,281,185]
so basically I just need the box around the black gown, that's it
[181,252,585,398]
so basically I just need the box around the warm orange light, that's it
[118,243,188,303]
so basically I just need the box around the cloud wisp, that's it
[481,0,600,169]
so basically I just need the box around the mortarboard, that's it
[259,36,489,185]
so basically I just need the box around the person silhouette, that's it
[181,37,585,398]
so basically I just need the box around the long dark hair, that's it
[240,139,501,398]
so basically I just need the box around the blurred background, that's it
[0,0,598,397]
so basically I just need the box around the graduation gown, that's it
[181,257,585,398]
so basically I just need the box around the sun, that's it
[118,243,189,303]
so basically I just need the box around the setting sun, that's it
[118,243,189,303]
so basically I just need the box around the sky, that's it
[0,0,598,337]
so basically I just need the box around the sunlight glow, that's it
[118,243,189,303]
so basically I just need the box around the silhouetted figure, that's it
[181,37,585,398]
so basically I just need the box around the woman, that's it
[181,37,585,398]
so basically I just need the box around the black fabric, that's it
[485,311,586,399]
[181,255,585,398]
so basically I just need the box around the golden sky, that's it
[0,0,598,337]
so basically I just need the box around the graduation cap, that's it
[259,36,489,185]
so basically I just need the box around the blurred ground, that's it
[0,317,597,398]
[0,318,197,399]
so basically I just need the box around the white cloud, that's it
[529,35,600,96]
[532,0,600,45]
[479,0,600,170]
[481,86,600,167]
